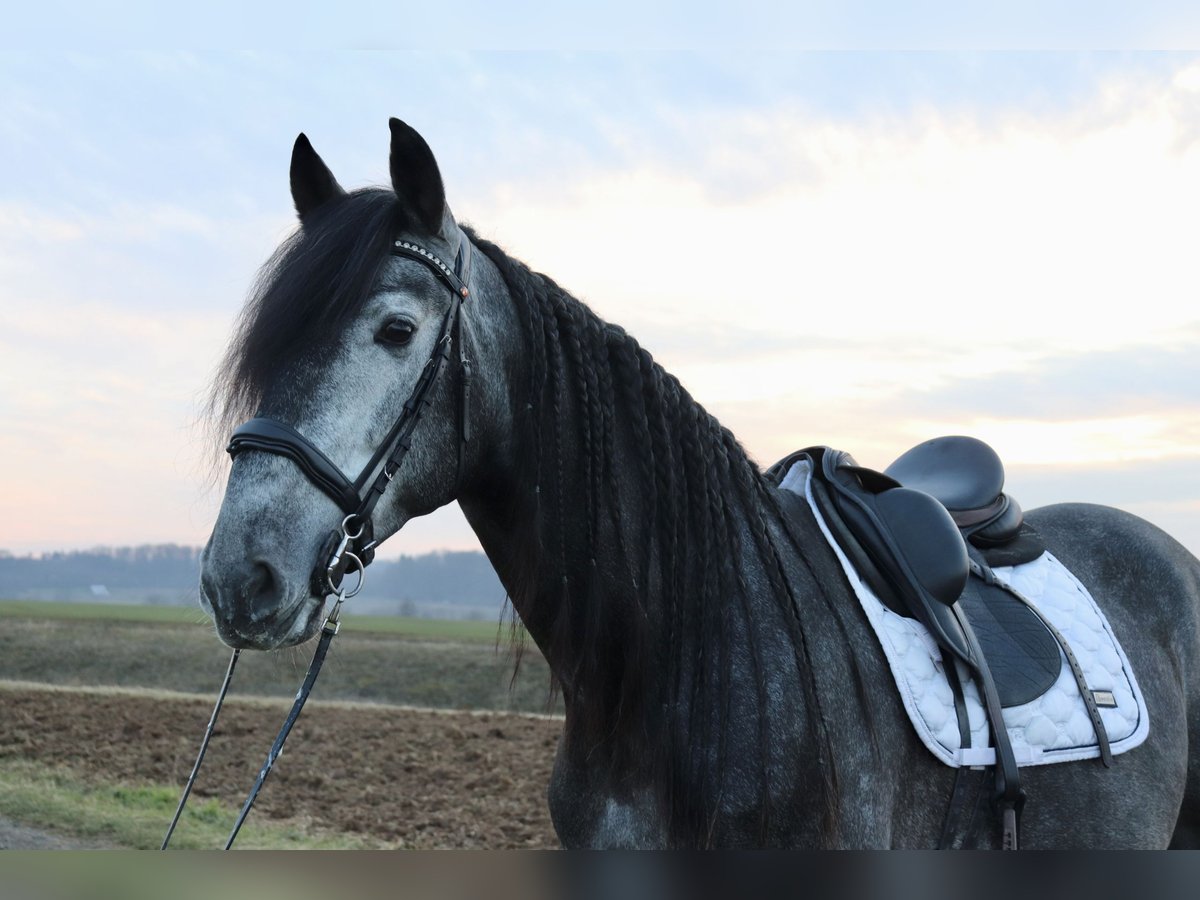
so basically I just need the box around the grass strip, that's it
[0,759,376,849]
[0,600,208,626]
[0,599,513,643]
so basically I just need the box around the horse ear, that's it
[290,133,345,221]
[388,118,447,235]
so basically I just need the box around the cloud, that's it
[628,319,853,364]
[6,53,1200,562]
[899,340,1200,420]
[463,57,1200,503]
[0,207,85,242]
[0,200,289,320]
[8,4,1200,52]
[1009,456,1200,507]
[473,67,1200,362]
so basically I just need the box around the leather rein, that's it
[162,230,472,850]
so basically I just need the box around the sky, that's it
[2,12,1199,562]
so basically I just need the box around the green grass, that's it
[0,600,207,625]
[0,759,377,849]
[339,611,510,642]
[0,599,508,642]
[0,599,557,714]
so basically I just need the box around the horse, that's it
[199,118,1200,848]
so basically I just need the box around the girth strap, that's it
[938,662,981,849]
[952,603,1025,848]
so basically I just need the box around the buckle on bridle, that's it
[324,514,367,598]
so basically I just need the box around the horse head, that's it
[200,120,514,650]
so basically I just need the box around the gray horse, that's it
[200,119,1200,848]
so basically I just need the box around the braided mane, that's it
[470,232,838,845]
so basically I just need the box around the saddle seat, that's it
[886,434,1005,513]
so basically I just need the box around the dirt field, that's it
[1,685,563,849]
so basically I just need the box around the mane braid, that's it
[469,232,838,847]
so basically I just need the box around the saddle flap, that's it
[959,574,1063,707]
[871,488,969,607]
[811,451,976,666]
[864,487,976,667]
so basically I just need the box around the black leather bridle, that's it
[163,229,473,850]
[226,229,473,595]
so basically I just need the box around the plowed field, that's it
[1,685,563,848]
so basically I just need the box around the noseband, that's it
[163,229,473,850]
[226,229,473,595]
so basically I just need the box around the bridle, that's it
[227,229,474,595]
[162,228,473,849]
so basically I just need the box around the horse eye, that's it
[377,318,416,346]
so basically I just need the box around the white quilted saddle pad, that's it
[780,459,1149,768]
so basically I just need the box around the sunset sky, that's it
[2,14,1198,561]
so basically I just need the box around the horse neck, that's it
[453,260,860,845]
[455,268,773,691]
[457,333,646,669]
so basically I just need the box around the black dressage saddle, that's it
[768,435,1114,848]
[769,437,1059,701]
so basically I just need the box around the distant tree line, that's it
[0,544,507,611]
[0,545,203,591]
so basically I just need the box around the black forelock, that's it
[210,188,408,438]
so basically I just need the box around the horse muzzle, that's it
[200,556,323,650]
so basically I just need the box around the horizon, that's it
[0,541,485,560]
[2,38,1198,562]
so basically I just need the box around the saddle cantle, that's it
[884,436,1045,567]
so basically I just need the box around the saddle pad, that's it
[780,459,1150,768]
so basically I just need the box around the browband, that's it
[392,236,471,299]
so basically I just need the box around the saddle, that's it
[768,436,1113,848]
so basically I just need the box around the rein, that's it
[162,230,472,850]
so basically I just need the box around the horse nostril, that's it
[245,559,285,618]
